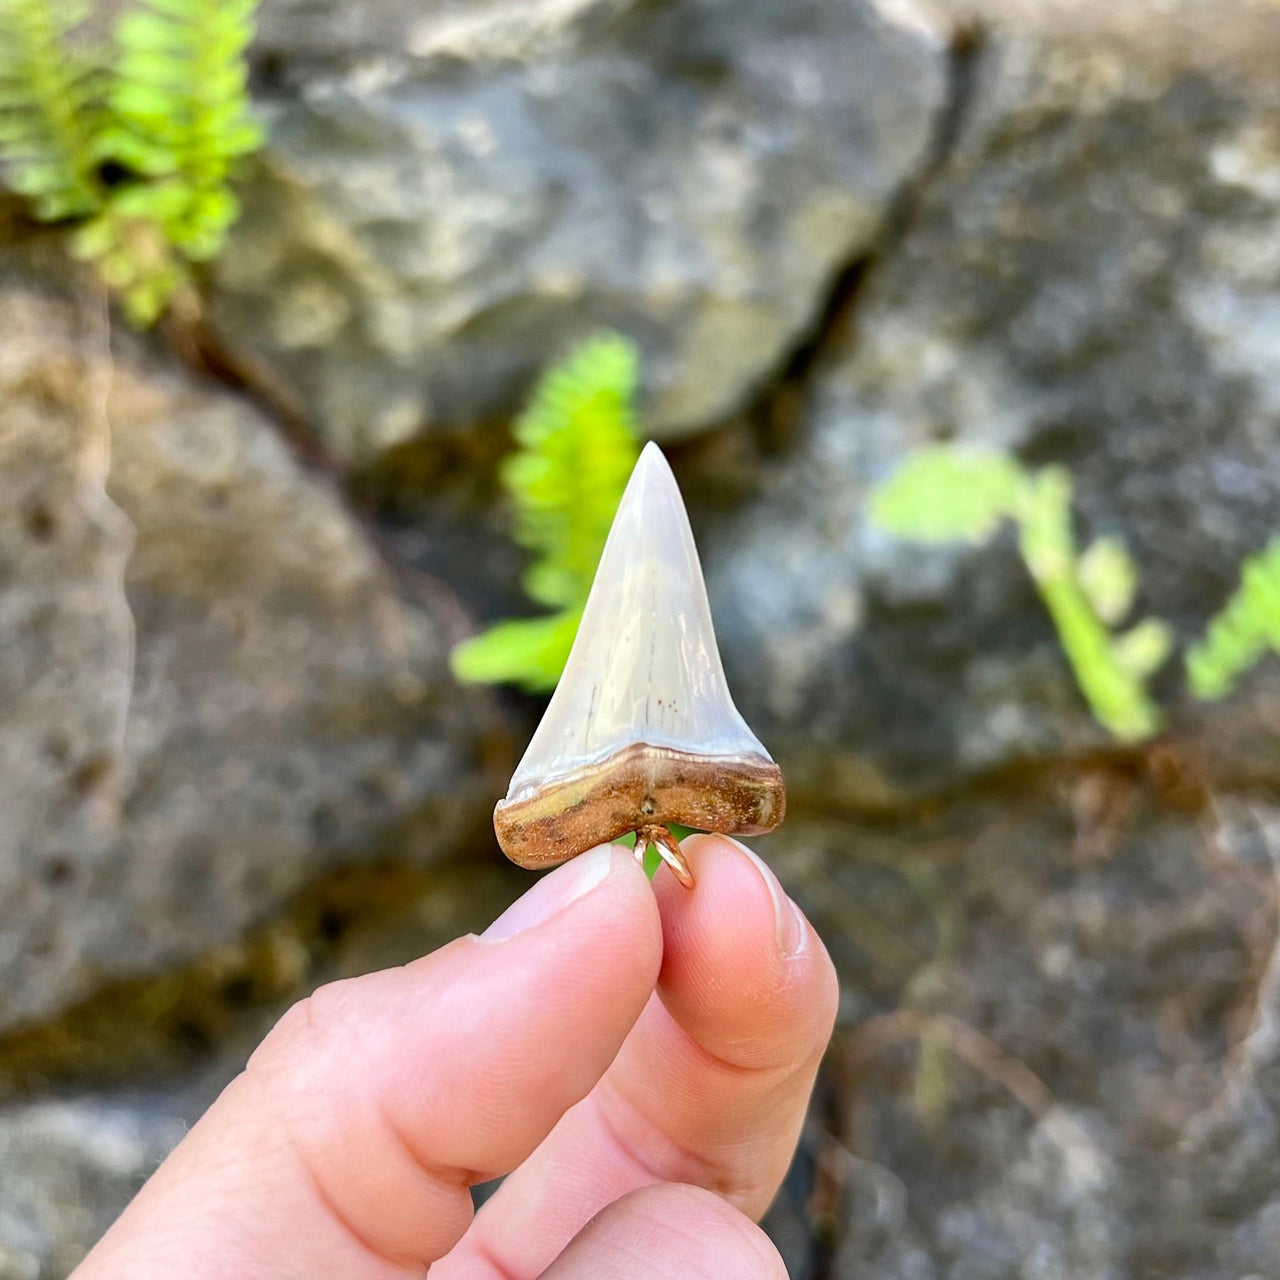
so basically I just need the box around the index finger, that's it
[71,845,661,1280]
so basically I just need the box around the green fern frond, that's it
[450,609,584,695]
[106,0,261,259]
[71,204,190,324]
[1186,540,1280,700]
[0,0,262,325]
[0,0,104,220]
[869,446,1024,545]
[1016,466,1168,741]
[452,334,643,692]
[870,445,1169,742]
[504,333,642,609]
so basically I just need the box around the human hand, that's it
[71,835,838,1279]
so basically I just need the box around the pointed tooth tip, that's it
[629,440,682,507]
[635,439,673,479]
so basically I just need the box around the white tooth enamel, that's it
[505,441,774,803]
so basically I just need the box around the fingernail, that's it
[727,837,809,958]
[481,844,617,942]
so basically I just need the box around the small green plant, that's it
[1186,540,1280,700]
[0,0,103,218]
[451,333,642,693]
[0,0,261,324]
[871,446,1173,742]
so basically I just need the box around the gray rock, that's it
[0,1099,185,1280]
[208,0,947,460]
[0,856,526,1279]
[0,250,137,1022]
[936,0,1280,79]
[764,785,1280,1280]
[0,247,497,1031]
[701,25,1280,804]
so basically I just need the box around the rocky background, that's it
[4,0,1280,1276]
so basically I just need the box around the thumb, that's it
[540,1185,788,1279]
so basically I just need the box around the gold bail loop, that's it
[637,825,695,889]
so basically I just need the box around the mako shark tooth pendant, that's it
[493,441,785,889]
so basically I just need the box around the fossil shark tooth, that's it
[493,441,785,887]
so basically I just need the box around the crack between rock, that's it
[722,20,987,455]
[162,311,481,647]
[158,23,990,646]
[78,285,139,821]
[135,24,997,847]
[0,835,520,1101]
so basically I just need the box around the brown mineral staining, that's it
[493,743,785,885]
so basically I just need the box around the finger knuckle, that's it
[248,975,367,1084]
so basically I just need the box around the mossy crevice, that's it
[0,851,525,1102]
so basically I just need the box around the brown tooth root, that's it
[638,824,696,890]
[492,742,785,874]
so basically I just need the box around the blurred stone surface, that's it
[0,1100,184,1280]
[208,0,947,460]
[763,784,1280,1280]
[0,245,497,1033]
[4,0,1280,1277]
[702,24,1280,805]
[0,855,526,1280]
[937,0,1280,77]
[0,254,137,1027]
